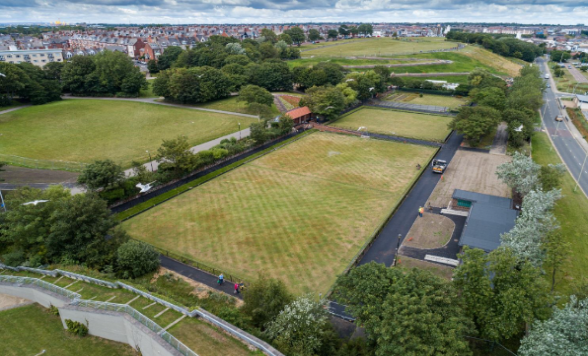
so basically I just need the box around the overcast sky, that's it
[1,0,586,25]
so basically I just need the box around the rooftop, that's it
[285,106,311,120]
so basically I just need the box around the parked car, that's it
[555,115,563,122]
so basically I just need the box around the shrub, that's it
[49,304,60,316]
[2,250,25,266]
[65,319,89,337]
[116,240,160,279]
[242,277,293,329]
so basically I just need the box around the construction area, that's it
[426,150,512,208]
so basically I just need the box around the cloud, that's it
[0,0,584,24]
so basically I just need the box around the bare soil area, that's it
[0,165,78,184]
[402,212,454,249]
[396,255,454,280]
[426,150,512,208]
[0,293,31,311]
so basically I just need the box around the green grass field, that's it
[532,133,588,296]
[195,96,280,116]
[548,64,588,93]
[301,37,458,57]
[123,132,436,294]
[287,57,428,68]
[0,304,136,356]
[330,107,453,142]
[0,100,256,167]
[387,92,469,109]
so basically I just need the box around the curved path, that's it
[0,105,30,115]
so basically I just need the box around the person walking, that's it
[218,273,224,286]
[234,282,240,294]
[418,207,424,217]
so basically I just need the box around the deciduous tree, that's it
[78,159,125,191]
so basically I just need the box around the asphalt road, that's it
[358,131,463,266]
[538,58,588,197]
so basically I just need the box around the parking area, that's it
[426,150,512,208]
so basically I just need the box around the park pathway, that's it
[124,127,251,176]
[0,105,30,115]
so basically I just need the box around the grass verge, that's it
[532,132,588,295]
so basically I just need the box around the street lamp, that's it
[575,152,588,192]
[393,234,402,266]
[146,150,154,172]
[238,122,241,140]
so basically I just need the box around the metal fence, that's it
[73,300,198,356]
[0,153,88,172]
[0,275,81,301]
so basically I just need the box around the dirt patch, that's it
[156,268,243,307]
[427,150,512,208]
[402,212,454,249]
[0,165,78,184]
[0,293,31,311]
[397,255,454,280]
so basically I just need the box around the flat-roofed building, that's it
[0,48,64,67]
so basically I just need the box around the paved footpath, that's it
[0,105,30,115]
[358,131,463,266]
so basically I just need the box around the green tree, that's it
[147,59,159,74]
[337,262,474,356]
[544,230,571,292]
[259,42,279,60]
[116,240,160,279]
[157,46,183,71]
[327,30,339,41]
[260,29,278,44]
[335,82,358,107]
[46,193,128,268]
[226,42,245,55]
[61,55,96,95]
[519,296,588,356]
[43,61,64,81]
[539,164,566,191]
[496,151,541,196]
[308,29,321,41]
[338,25,349,37]
[156,135,194,176]
[454,247,551,341]
[247,60,292,92]
[0,62,27,103]
[449,106,501,145]
[285,27,306,46]
[237,85,274,106]
[550,50,571,63]
[241,277,293,329]
[278,33,293,46]
[301,86,346,120]
[77,159,124,191]
[266,295,329,356]
[471,86,506,111]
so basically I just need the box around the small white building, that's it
[574,94,588,110]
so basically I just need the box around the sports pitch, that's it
[0,100,256,167]
[301,37,458,57]
[123,132,436,294]
[330,107,453,142]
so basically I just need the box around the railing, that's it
[0,275,81,301]
[0,153,88,172]
[0,264,284,356]
[73,300,198,356]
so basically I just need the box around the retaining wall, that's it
[0,282,70,308]
[59,305,181,356]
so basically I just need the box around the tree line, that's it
[0,49,147,107]
[446,30,544,62]
[449,65,544,148]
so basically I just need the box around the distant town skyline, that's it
[1,1,587,26]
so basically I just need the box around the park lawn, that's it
[395,93,469,109]
[0,100,256,167]
[195,96,280,117]
[0,304,136,356]
[532,132,588,296]
[297,38,366,50]
[392,51,506,75]
[330,107,453,142]
[301,37,458,57]
[123,132,436,294]
[459,46,523,77]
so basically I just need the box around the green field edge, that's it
[324,142,441,297]
[328,105,453,143]
[116,131,316,221]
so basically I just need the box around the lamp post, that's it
[393,234,402,266]
[238,122,241,140]
[146,150,154,172]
